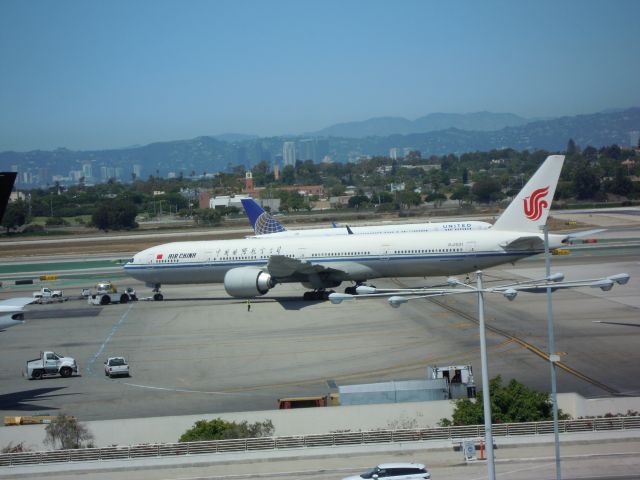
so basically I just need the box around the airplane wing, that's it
[0,297,31,330]
[266,255,376,289]
[267,255,344,278]
[0,297,34,309]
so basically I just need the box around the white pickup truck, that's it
[26,351,78,380]
[104,357,130,378]
[32,288,64,303]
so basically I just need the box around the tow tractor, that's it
[87,282,137,305]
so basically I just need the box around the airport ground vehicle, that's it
[26,351,78,379]
[342,463,430,480]
[32,287,63,301]
[104,357,130,378]
[278,394,339,409]
[87,282,137,305]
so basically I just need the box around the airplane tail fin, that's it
[492,155,565,233]
[0,172,17,223]
[240,198,287,235]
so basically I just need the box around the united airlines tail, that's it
[240,198,287,235]
[492,155,565,233]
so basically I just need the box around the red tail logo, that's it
[523,186,549,221]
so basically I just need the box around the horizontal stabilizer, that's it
[501,236,544,250]
[566,228,606,239]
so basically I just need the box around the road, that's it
[2,438,640,480]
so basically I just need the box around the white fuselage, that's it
[124,229,566,286]
[252,221,492,238]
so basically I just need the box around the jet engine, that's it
[224,267,274,298]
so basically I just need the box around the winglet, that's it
[492,155,565,233]
[240,198,287,235]
[346,225,354,235]
[0,172,17,223]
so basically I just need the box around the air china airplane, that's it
[124,155,566,300]
[240,197,492,237]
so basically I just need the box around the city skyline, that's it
[1,0,640,152]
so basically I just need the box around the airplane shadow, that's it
[148,296,325,310]
[0,386,77,412]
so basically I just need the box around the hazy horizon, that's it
[2,0,639,152]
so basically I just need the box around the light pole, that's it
[329,270,630,480]
[543,224,562,480]
[475,270,496,479]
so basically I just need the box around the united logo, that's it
[523,186,549,221]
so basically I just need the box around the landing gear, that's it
[151,284,163,301]
[344,282,375,295]
[303,289,335,301]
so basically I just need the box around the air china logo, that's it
[523,186,550,221]
[156,253,163,260]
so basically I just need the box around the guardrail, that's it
[1,416,639,468]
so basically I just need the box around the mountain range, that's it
[1,108,638,185]
[310,111,531,138]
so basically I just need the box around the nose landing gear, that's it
[151,284,163,301]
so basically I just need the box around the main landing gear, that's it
[151,284,163,301]
[302,289,335,301]
[344,282,375,295]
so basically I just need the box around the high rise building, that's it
[82,163,93,179]
[298,138,316,162]
[133,164,143,180]
[389,148,401,160]
[283,141,296,167]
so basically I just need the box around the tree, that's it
[573,163,601,200]
[179,418,274,442]
[439,376,570,427]
[566,138,578,156]
[450,184,472,205]
[471,177,503,203]
[608,167,634,197]
[348,195,370,209]
[44,414,94,449]
[2,200,28,233]
[193,208,222,225]
[397,189,422,209]
[425,191,446,207]
[91,201,138,231]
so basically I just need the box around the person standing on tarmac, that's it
[246,299,251,312]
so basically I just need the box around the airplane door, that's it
[465,241,477,254]
[381,245,391,261]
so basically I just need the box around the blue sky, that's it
[1,0,639,151]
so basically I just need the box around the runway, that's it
[0,243,638,422]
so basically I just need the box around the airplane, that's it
[0,172,18,223]
[0,297,32,330]
[124,155,567,300]
[240,197,492,238]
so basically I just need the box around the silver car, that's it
[342,463,431,480]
